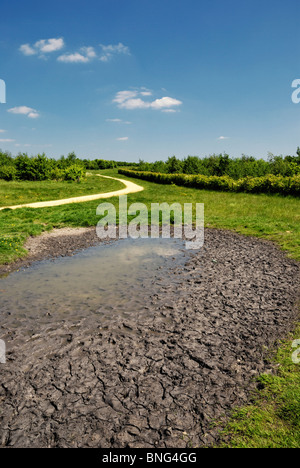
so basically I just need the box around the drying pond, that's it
[0,229,299,448]
[0,237,195,336]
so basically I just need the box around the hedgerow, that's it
[118,169,300,197]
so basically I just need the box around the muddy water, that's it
[0,238,195,334]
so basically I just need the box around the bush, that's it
[63,164,86,182]
[0,165,17,181]
[15,153,55,181]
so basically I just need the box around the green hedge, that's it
[118,169,300,197]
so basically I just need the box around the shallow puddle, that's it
[0,237,196,332]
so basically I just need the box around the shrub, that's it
[0,165,17,181]
[15,153,55,181]
[63,164,86,182]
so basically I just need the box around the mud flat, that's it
[0,229,299,448]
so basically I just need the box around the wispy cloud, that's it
[116,137,129,141]
[58,52,90,63]
[99,43,130,62]
[19,39,130,64]
[218,136,230,140]
[113,89,182,111]
[7,106,40,119]
[106,118,132,124]
[58,46,98,63]
[0,139,15,143]
[20,38,64,57]
[0,129,7,133]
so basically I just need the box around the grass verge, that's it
[0,174,123,207]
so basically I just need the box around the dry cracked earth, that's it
[0,229,299,448]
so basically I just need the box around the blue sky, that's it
[1,0,300,162]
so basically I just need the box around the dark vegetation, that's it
[136,151,300,179]
[0,150,138,182]
[1,148,300,196]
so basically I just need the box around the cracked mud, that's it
[0,229,299,448]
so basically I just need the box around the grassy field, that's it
[0,168,299,447]
[0,173,123,207]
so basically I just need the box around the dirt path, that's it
[0,174,144,211]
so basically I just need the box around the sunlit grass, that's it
[0,174,123,207]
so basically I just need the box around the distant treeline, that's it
[0,151,138,181]
[1,149,300,183]
[136,151,300,179]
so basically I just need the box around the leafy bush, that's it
[50,167,65,181]
[63,164,86,182]
[0,151,14,167]
[0,165,17,181]
[14,153,55,181]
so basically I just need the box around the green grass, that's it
[217,324,300,448]
[0,169,299,448]
[1,170,299,263]
[0,174,123,207]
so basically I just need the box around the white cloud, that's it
[113,90,138,104]
[35,38,65,53]
[0,129,7,133]
[116,137,129,141]
[150,96,182,110]
[20,39,130,64]
[19,44,36,56]
[80,46,97,58]
[113,89,182,111]
[20,38,64,57]
[0,139,15,142]
[57,46,98,63]
[107,118,132,125]
[100,42,130,61]
[57,52,90,63]
[161,109,177,113]
[28,111,40,119]
[7,106,40,119]
[218,136,230,140]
